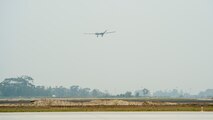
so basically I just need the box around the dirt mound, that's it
[33,99,133,106]
[0,99,178,106]
[89,99,130,105]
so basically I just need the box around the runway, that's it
[1,112,213,120]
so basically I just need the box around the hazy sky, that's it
[1,0,213,94]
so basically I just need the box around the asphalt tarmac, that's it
[1,112,213,120]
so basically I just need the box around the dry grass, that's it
[0,98,212,112]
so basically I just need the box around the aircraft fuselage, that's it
[95,32,105,37]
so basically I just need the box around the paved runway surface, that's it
[1,112,213,120]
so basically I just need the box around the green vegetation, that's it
[0,105,213,112]
[1,76,213,98]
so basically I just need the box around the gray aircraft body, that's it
[85,30,115,37]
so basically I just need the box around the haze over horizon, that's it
[1,0,213,94]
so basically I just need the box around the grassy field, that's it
[0,105,213,112]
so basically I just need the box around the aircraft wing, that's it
[84,33,96,35]
[105,31,116,34]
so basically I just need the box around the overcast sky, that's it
[1,0,213,94]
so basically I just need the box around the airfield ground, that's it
[0,98,212,112]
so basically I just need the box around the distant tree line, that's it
[0,76,111,98]
[0,76,212,98]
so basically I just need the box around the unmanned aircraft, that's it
[85,30,115,37]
